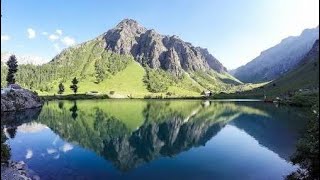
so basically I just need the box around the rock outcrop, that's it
[103,19,227,76]
[1,88,43,112]
[1,161,35,180]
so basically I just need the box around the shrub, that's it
[166,92,172,96]
[143,69,173,93]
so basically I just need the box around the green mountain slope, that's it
[263,39,319,95]
[1,20,241,97]
[227,39,319,98]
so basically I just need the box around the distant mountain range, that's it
[1,52,49,65]
[232,26,319,83]
[237,39,319,97]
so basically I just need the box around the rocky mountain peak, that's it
[103,19,227,75]
[115,19,147,33]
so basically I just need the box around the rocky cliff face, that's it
[103,19,227,76]
[300,39,319,64]
[1,89,43,112]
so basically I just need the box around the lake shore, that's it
[39,92,318,108]
[1,161,39,180]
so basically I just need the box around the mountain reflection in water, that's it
[1,100,308,179]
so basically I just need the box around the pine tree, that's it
[58,82,65,94]
[70,77,79,94]
[6,55,18,86]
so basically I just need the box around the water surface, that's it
[1,100,308,180]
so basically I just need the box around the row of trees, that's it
[58,77,79,94]
[2,54,80,95]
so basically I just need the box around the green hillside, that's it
[265,55,319,94]
[1,38,241,98]
[257,41,319,96]
[219,40,319,99]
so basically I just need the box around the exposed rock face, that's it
[1,89,43,112]
[232,26,319,83]
[1,161,33,180]
[103,19,227,75]
[300,39,319,64]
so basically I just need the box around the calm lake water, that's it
[1,100,309,180]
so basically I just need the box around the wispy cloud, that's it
[49,34,59,41]
[56,29,63,35]
[42,32,48,35]
[43,29,76,51]
[47,148,57,154]
[61,36,76,46]
[1,34,10,41]
[26,149,33,159]
[53,154,60,159]
[27,28,36,39]
[61,143,73,153]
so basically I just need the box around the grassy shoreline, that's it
[40,94,110,101]
[40,92,318,108]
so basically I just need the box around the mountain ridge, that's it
[101,19,227,76]
[232,26,319,83]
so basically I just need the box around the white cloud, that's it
[42,32,48,35]
[26,149,33,159]
[61,36,76,46]
[53,154,60,159]
[27,28,36,39]
[49,34,59,41]
[61,143,73,153]
[18,122,48,133]
[1,34,10,41]
[47,148,57,154]
[56,29,63,35]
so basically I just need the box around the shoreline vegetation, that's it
[39,91,318,107]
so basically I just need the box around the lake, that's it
[1,99,308,180]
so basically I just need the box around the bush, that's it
[110,91,115,95]
[144,95,152,99]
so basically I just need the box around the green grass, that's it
[218,54,319,100]
[37,60,244,98]
[2,37,243,98]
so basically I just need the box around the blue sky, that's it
[1,0,319,69]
